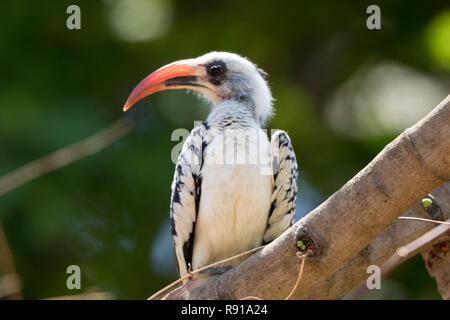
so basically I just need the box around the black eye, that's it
[207,61,226,77]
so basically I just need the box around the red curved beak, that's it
[123,59,205,112]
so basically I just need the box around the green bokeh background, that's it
[0,0,448,299]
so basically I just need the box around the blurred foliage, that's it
[0,0,448,299]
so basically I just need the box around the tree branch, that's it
[163,94,450,300]
[0,117,132,197]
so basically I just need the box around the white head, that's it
[123,51,274,126]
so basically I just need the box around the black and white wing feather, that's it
[169,123,206,277]
[264,130,298,243]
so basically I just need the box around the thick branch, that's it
[164,95,450,300]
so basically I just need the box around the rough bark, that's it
[163,95,450,300]
[421,195,450,302]
[422,240,450,300]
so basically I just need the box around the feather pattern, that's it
[264,130,298,243]
[170,122,209,277]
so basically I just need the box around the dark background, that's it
[0,0,449,299]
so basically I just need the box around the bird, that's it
[123,52,298,278]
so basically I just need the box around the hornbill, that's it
[124,52,298,277]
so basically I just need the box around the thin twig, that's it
[0,118,133,197]
[240,296,264,300]
[148,246,265,300]
[345,219,450,300]
[284,252,306,300]
[44,288,114,300]
[397,216,450,225]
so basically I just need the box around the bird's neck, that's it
[206,99,261,130]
